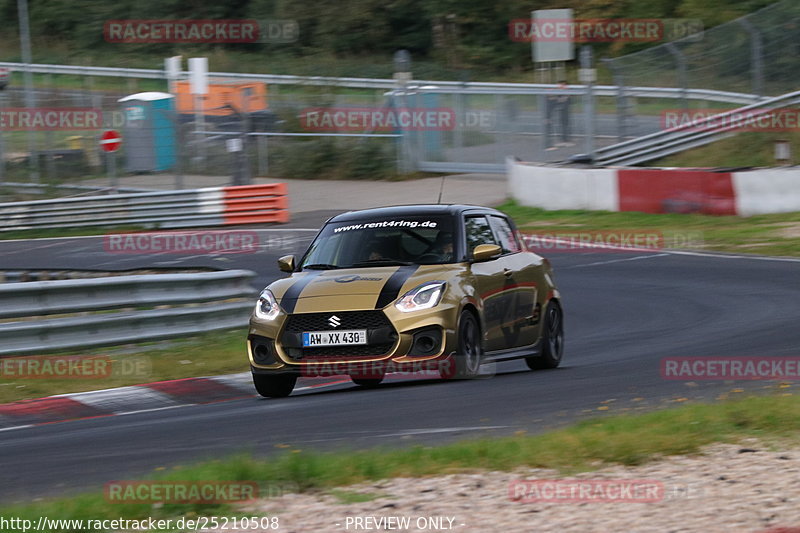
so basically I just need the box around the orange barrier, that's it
[222,183,290,225]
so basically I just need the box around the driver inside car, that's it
[430,231,453,262]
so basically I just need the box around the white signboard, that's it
[532,9,575,63]
[188,57,208,95]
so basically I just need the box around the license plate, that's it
[302,330,367,347]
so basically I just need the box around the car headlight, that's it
[395,281,446,313]
[255,289,281,320]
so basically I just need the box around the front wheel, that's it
[526,301,564,370]
[442,310,482,379]
[252,373,297,398]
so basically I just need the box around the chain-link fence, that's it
[5,2,799,189]
[604,1,800,99]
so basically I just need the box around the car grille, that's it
[283,310,392,332]
[282,310,396,359]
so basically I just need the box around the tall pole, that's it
[18,0,39,183]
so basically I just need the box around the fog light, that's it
[251,336,277,365]
[410,327,443,357]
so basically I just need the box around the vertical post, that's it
[107,149,118,191]
[18,0,39,183]
[0,90,5,184]
[453,88,464,152]
[665,43,688,109]
[539,93,550,150]
[579,46,596,157]
[393,50,413,173]
[241,110,252,185]
[44,74,56,182]
[89,86,103,171]
[738,19,764,98]
[602,58,629,142]
[188,58,209,169]
[165,57,183,188]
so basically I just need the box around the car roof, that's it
[327,204,507,223]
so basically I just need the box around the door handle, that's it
[503,268,513,277]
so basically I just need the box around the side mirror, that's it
[277,255,295,273]
[472,244,502,262]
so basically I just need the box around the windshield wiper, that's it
[302,263,340,270]
[348,259,413,267]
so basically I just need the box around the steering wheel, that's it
[418,253,443,263]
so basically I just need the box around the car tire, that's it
[252,373,297,398]
[351,376,384,387]
[526,300,564,370]
[443,310,482,379]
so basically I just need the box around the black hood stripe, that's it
[375,265,419,309]
[280,271,324,314]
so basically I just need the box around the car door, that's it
[488,215,540,349]
[464,214,508,352]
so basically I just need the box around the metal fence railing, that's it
[593,88,800,166]
[0,59,771,179]
[0,269,256,356]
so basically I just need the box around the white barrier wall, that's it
[508,158,800,216]
[733,169,800,216]
[507,159,619,211]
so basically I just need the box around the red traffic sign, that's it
[100,130,122,153]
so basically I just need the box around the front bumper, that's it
[248,302,460,376]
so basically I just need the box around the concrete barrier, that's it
[507,159,800,216]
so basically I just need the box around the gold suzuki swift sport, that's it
[247,205,563,397]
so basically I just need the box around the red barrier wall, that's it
[617,169,737,215]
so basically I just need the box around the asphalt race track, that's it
[1,227,799,503]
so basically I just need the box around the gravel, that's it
[235,442,800,532]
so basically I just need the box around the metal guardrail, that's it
[0,183,289,232]
[592,89,800,166]
[0,61,763,105]
[0,182,153,195]
[0,270,257,356]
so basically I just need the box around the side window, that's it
[490,216,521,254]
[464,216,497,257]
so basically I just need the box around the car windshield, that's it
[300,216,456,269]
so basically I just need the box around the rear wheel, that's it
[252,373,297,398]
[442,310,482,379]
[526,301,564,370]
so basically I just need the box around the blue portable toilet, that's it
[118,92,176,172]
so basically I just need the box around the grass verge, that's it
[0,329,248,404]
[498,200,800,257]
[2,392,798,529]
[0,225,148,241]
